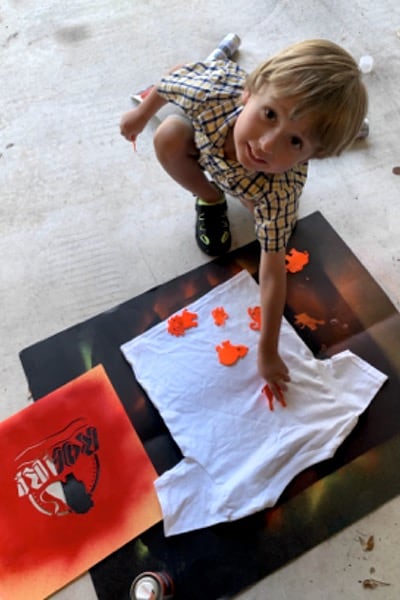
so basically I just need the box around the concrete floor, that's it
[1,0,400,598]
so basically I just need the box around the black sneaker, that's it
[195,196,231,256]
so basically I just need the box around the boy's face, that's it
[233,84,317,174]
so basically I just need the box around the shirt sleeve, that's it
[157,60,246,120]
[154,458,226,536]
[253,164,308,252]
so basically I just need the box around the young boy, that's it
[120,39,367,399]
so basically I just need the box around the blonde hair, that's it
[246,39,368,157]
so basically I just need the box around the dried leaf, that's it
[361,578,390,589]
[359,534,374,551]
[365,535,375,551]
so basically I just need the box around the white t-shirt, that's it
[121,271,387,536]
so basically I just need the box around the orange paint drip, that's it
[216,340,248,366]
[262,383,287,411]
[211,306,229,326]
[247,306,261,331]
[167,308,198,336]
[285,248,310,273]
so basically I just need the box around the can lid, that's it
[132,579,157,600]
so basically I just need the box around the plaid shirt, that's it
[158,60,308,252]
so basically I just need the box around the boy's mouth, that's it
[247,143,268,167]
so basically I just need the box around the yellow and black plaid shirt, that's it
[158,60,308,252]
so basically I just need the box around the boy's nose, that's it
[259,131,281,155]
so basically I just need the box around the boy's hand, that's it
[119,108,148,142]
[258,347,290,400]
[120,85,167,143]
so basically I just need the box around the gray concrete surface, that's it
[1,0,400,598]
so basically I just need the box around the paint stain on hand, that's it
[262,383,287,411]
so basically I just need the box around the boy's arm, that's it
[120,62,187,142]
[120,85,167,142]
[257,248,290,396]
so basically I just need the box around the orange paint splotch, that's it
[248,306,261,331]
[167,315,186,336]
[285,248,310,273]
[216,340,248,366]
[294,312,325,331]
[212,306,229,326]
[167,309,198,336]
[262,383,287,411]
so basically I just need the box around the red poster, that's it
[0,365,161,600]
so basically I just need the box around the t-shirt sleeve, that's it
[154,458,224,536]
[157,60,246,120]
[253,165,308,252]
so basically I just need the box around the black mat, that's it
[20,212,400,600]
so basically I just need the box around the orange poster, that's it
[0,365,161,600]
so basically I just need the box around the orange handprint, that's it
[247,306,261,331]
[211,306,229,326]
[167,309,198,336]
[216,340,249,366]
[285,248,309,273]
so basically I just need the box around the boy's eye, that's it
[291,136,303,149]
[264,108,276,120]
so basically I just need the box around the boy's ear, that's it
[241,88,250,104]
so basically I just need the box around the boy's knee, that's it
[153,116,194,163]
[153,120,174,158]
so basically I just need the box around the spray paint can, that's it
[130,571,175,600]
[206,33,241,61]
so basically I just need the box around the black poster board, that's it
[20,212,400,600]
